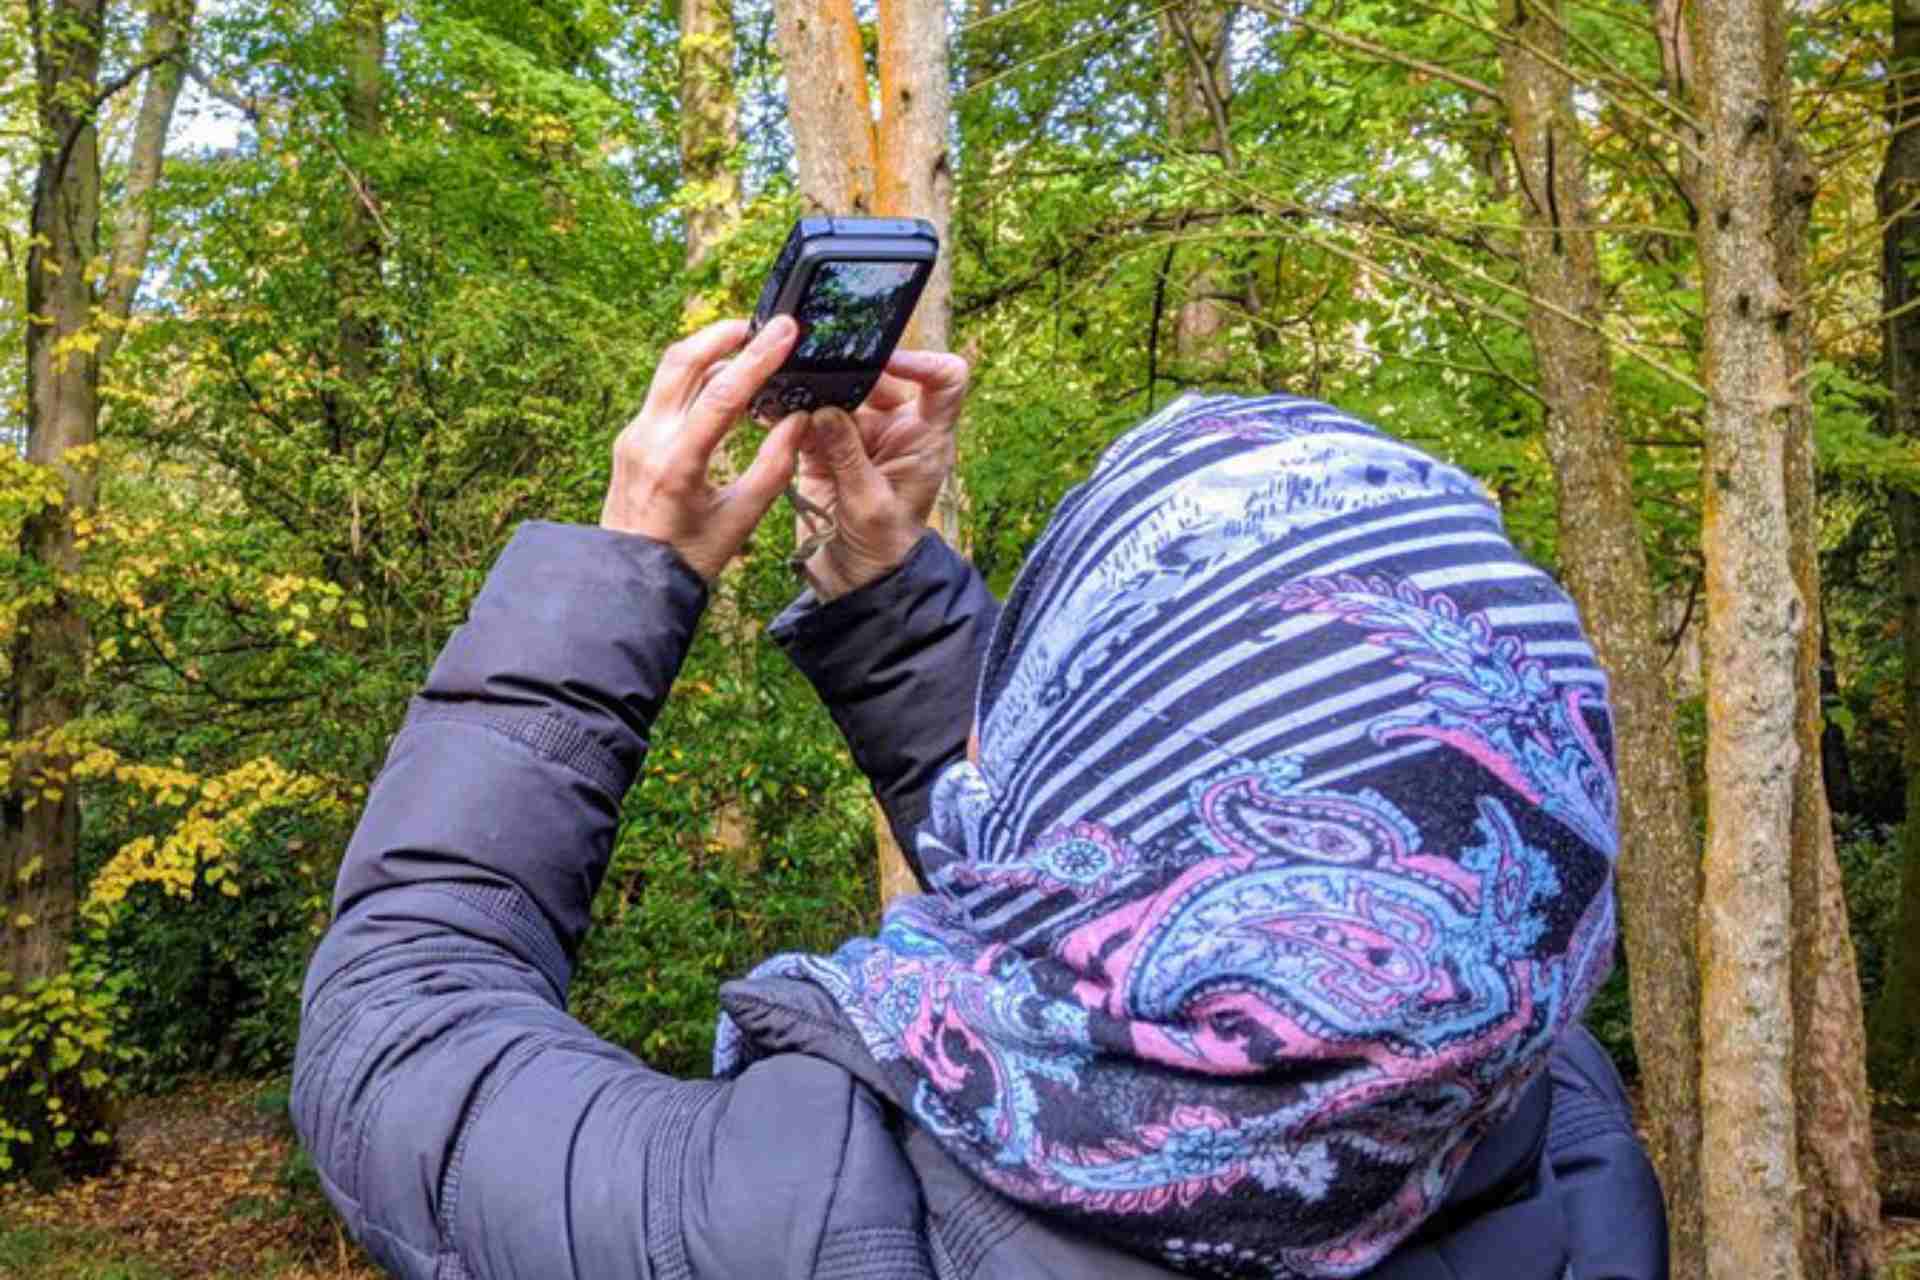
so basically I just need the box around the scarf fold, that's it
[716,394,1618,1279]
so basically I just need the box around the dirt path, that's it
[0,1078,377,1278]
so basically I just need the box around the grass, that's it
[0,1223,177,1280]
[0,1218,352,1280]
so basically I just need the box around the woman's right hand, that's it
[793,349,970,601]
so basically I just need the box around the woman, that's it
[292,316,1665,1279]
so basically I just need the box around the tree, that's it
[1691,0,1880,1275]
[773,0,958,903]
[1158,1,1238,375]
[6,0,193,988]
[1872,0,1920,1104]
[1494,4,1704,1273]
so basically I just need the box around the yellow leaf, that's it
[11,914,32,929]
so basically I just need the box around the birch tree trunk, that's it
[1495,9,1703,1278]
[7,0,190,989]
[1871,0,1920,1107]
[774,0,962,906]
[1690,0,1810,1276]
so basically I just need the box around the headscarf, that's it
[717,393,1618,1279]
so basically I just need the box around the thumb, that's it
[805,407,884,508]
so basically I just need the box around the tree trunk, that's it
[774,0,962,906]
[1690,0,1811,1276]
[1778,48,1882,1280]
[680,0,740,298]
[871,0,958,905]
[773,0,879,217]
[1159,2,1237,373]
[679,0,756,863]
[1495,7,1704,1278]
[331,0,384,455]
[99,0,194,366]
[877,0,954,356]
[6,0,107,990]
[1872,0,1920,1107]
[7,0,195,990]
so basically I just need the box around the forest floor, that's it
[0,1080,1914,1278]
[0,1078,377,1279]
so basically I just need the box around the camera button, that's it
[780,385,816,411]
[845,381,870,407]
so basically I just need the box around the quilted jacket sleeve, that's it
[769,531,1001,886]
[290,522,931,1280]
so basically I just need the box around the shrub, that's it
[0,953,136,1187]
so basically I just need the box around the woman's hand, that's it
[601,317,809,582]
[793,349,970,601]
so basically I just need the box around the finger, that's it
[883,350,970,427]
[861,371,919,414]
[642,318,752,419]
[722,412,807,528]
[804,406,886,512]
[675,315,799,476]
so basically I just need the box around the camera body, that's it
[747,216,940,420]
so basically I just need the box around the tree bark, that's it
[877,0,954,356]
[6,0,108,989]
[1495,7,1704,1278]
[774,0,963,905]
[1690,0,1812,1276]
[7,0,196,990]
[680,0,740,292]
[330,0,384,459]
[1778,45,1882,1280]
[872,0,958,905]
[1159,2,1237,372]
[680,0,756,863]
[773,0,879,216]
[1872,0,1920,1108]
[99,0,193,367]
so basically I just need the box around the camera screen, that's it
[793,260,921,366]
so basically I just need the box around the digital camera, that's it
[747,216,940,420]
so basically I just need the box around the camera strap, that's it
[786,485,839,578]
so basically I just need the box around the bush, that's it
[1837,816,1904,1018]
[84,814,338,1091]
[0,955,136,1187]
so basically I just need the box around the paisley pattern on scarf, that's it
[716,394,1618,1279]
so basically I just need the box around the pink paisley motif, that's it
[1374,722,1544,805]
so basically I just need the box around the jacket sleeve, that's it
[768,531,1000,885]
[290,522,928,1280]
[1548,1026,1669,1280]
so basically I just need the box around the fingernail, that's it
[766,315,796,340]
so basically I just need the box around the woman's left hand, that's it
[600,316,809,582]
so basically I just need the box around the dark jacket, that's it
[291,520,1668,1280]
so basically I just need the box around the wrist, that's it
[802,531,923,602]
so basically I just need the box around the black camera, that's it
[747,216,940,421]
